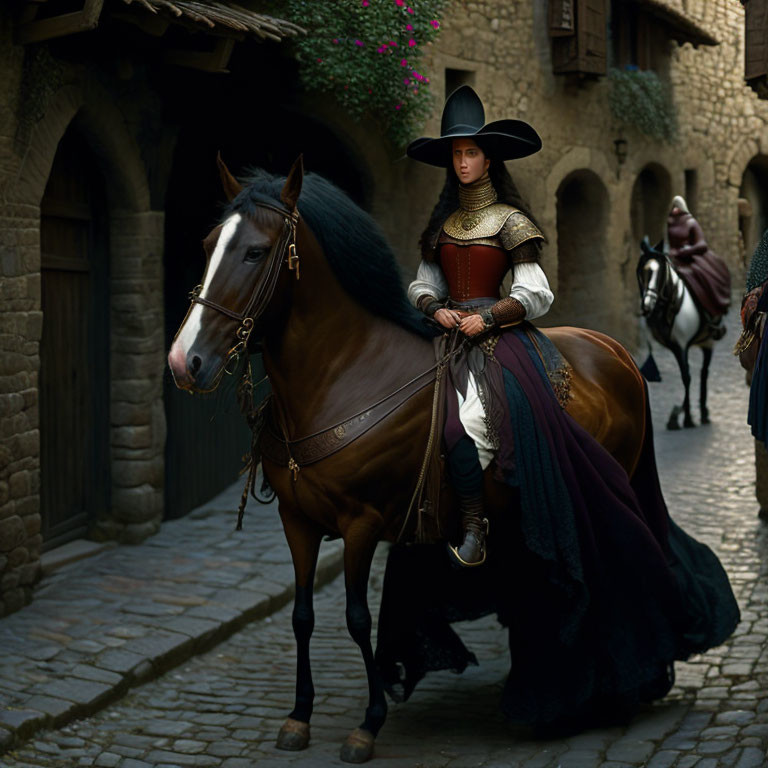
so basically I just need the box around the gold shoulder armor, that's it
[500,211,545,251]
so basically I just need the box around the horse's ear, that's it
[217,152,243,202]
[280,154,304,211]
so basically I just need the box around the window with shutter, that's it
[552,0,608,76]
[745,0,768,84]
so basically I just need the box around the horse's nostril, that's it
[190,355,202,375]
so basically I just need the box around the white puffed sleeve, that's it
[509,262,554,320]
[407,260,449,308]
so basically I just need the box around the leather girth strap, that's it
[260,372,436,468]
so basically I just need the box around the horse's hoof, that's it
[340,728,375,763]
[666,420,680,431]
[683,419,696,428]
[276,718,310,751]
[701,416,710,425]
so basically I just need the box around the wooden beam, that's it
[108,9,171,37]
[17,0,104,44]
[165,36,235,73]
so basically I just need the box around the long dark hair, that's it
[418,152,542,259]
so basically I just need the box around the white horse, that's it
[637,238,721,429]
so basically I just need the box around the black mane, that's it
[225,170,436,339]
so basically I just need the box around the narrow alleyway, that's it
[3,306,767,768]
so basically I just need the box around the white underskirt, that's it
[456,372,495,470]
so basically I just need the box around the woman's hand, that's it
[459,314,485,337]
[434,308,461,329]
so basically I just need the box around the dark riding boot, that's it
[448,495,488,567]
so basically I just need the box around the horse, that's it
[637,237,723,430]
[168,157,653,763]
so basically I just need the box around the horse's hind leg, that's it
[700,344,713,424]
[276,510,324,752]
[340,513,386,763]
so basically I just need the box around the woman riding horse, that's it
[407,85,552,567]
[377,85,740,726]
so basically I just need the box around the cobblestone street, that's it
[3,307,768,768]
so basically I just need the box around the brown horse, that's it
[168,157,648,763]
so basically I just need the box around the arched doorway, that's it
[739,155,768,260]
[40,127,110,548]
[631,163,672,247]
[555,170,610,330]
[162,104,371,519]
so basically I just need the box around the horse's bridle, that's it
[185,201,301,374]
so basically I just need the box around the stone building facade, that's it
[0,0,764,618]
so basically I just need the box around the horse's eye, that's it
[244,248,266,263]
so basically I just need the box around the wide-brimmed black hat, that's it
[407,85,541,168]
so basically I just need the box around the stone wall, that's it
[0,14,43,617]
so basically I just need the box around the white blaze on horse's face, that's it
[172,212,242,366]
[642,260,660,315]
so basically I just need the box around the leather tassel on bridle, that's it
[235,360,274,531]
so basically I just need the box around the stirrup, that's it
[448,517,489,568]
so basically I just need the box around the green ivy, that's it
[280,0,447,148]
[607,68,677,143]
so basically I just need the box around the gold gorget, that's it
[442,175,544,248]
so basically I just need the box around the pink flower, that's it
[431,20,440,28]
[354,39,364,46]
[332,38,339,43]
[406,23,413,30]
[395,103,402,110]
[400,58,408,66]
[368,89,373,94]
[389,40,398,46]
[395,0,403,5]
[407,6,414,13]
[413,88,419,94]
[404,77,410,85]
[408,38,416,47]
[362,0,369,5]
[317,58,323,63]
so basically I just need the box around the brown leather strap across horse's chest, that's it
[260,373,435,468]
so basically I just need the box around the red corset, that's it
[439,243,508,302]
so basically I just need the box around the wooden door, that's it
[40,130,110,549]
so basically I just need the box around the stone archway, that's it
[630,163,672,248]
[739,155,768,261]
[554,169,610,331]
[9,81,164,549]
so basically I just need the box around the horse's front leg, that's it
[276,507,324,752]
[667,344,692,429]
[700,344,713,424]
[340,513,386,764]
